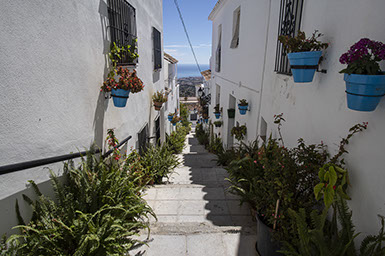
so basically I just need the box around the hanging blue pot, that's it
[287,51,322,83]
[172,122,177,126]
[204,119,208,123]
[214,112,221,119]
[111,89,130,108]
[238,104,248,115]
[168,115,173,122]
[344,73,385,112]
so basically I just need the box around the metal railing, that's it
[0,135,132,176]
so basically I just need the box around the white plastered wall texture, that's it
[209,0,267,147]
[0,0,163,234]
[210,0,385,241]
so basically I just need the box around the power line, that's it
[173,0,203,76]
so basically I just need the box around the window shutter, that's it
[153,28,162,70]
[230,9,240,48]
[215,46,221,72]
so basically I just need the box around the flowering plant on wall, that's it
[278,30,329,53]
[339,38,385,75]
[106,129,121,161]
[100,67,144,93]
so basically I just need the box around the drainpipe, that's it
[256,0,272,139]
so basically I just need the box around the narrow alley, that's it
[133,125,257,255]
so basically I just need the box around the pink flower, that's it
[254,160,257,164]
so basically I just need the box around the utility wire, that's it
[173,0,203,76]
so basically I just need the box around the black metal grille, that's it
[107,0,138,66]
[274,0,304,75]
[155,117,161,146]
[153,27,162,70]
[138,125,148,155]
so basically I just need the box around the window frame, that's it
[215,24,222,73]
[230,7,241,49]
[153,27,162,70]
[274,0,304,75]
[107,0,138,66]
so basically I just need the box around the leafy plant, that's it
[171,115,181,124]
[166,126,188,154]
[214,121,222,127]
[231,124,247,141]
[101,67,144,93]
[214,104,221,113]
[208,134,224,155]
[196,123,209,147]
[152,90,168,103]
[278,30,329,53]
[340,38,385,75]
[109,41,139,72]
[2,152,153,255]
[239,99,248,106]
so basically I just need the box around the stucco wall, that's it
[210,0,385,240]
[0,0,163,234]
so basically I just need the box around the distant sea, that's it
[178,64,210,78]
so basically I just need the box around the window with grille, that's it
[138,124,148,155]
[107,0,138,66]
[274,0,304,75]
[153,27,162,70]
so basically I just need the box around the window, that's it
[138,124,148,155]
[107,0,138,66]
[215,25,222,72]
[230,7,241,48]
[153,27,162,70]
[274,0,304,75]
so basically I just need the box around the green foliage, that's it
[208,135,224,155]
[278,30,329,53]
[196,123,209,147]
[239,99,248,106]
[213,121,222,127]
[231,124,247,141]
[360,215,385,256]
[2,153,153,255]
[139,143,180,184]
[166,125,189,154]
[152,90,168,103]
[109,41,139,75]
[180,103,191,128]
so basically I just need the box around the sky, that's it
[163,0,217,65]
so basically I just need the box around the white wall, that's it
[210,0,385,240]
[209,0,268,147]
[0,0,163,234]
[163,59,179,136]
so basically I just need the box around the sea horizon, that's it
[177,63,210,78]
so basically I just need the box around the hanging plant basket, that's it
[227,109,235,118]
[238,104,248,115]
[287,51,322,83]
[168,115,174,122]
[204,118,209,123]
[214,112,221,119]
[172,122,177,126]
[111,89,130,108]
[214,121,222,127]
[344,73,385,111]
[154,101,163,111]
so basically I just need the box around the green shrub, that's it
[196,123,209,147]
[2,153,153,255]
[166,125,188,154]
[208,134,223,155]
[138,143,180,184]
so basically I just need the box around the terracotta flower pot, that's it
[154,101,163,111]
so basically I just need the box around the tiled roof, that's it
[164,52,178,64]
[201,69,211,81]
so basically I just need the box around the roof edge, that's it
[208,0,228,21]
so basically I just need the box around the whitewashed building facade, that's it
[208,0,385,240]
[0,0,180,235]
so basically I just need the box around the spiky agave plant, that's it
[3,152,154,255]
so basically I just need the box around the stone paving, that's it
[131,127,257,256]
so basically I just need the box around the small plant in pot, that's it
[171,115,180,126]
[101,67,144,108]
[279,30,329,83]
[213,104,221,119]
[214,121,222,128]
[231,124,247,141]
[168,112,175,122]
[340,38,385,111]
[202,114,209,123]
[227,108,235,118]
[238,99,249,115]
[152,90,168,111]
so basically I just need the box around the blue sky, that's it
[163,0,217,65]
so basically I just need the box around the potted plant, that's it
[202,114,209,123]
[171,115,180,126]
[238,99,249,115]
[101,67,144,108]
[339,38,385,111]
[213,104,221,119]
[168,113,174,122]
[279,30,329,83]
[231,124,247,141]
[152,90,168,111]
[227,108,235,118]
[214,121,222,128]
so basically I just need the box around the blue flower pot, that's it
[204,119,208,123]
[344,73,385,112]
[214,112,221,119]
[287,51,322,83]
[238,104,248,115]
[168,115,173,122]
[111,89,130,108]
[172,123,177,126]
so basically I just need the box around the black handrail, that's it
[0,135,132,176]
